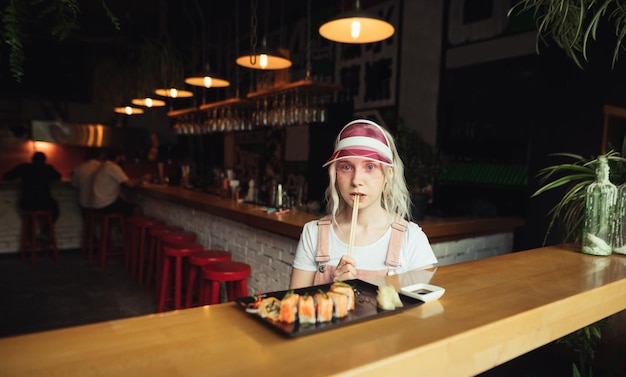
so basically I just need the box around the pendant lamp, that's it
[236,0,292,70]
[131,97,166,108]
[185,62,231,88]
[319,0,394,44]
[236,39,292,70]
[184,6,230,88]
[154,88,194,98]
[114,105,145,115]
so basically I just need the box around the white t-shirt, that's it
[292,219,438,273]
[71,159,102,208]
[92,161,129,209]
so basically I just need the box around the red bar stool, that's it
[20,210,59,265]
[185,249,232,308]
[127,217,164,283]
[201,261,251,305]
[158,242,203,312]
[155,231,198,302]
[124,216,160,272]
[98,212,126,269]
[144,225,183,291]
[80,208,97,260]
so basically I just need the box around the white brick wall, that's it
[141,196,514,295]
[431,233,513,267]
[0,183,82,254]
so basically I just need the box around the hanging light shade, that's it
[236,0,292,70]
[236,41,292,70]
[185,66,230,88]
[319,0,394,44]
[131,97,167,108]
[154,88,194,98]
[114,105,145,115]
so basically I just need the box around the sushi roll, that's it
[314,291,333,323]
[279,291,300,323]
[298,293,316,325]
[327,291,349,318]
[330,281,355,311]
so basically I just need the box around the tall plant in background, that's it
[509,0,626,69]
[0,0,120,82]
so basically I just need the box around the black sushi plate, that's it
[234,279,424,337]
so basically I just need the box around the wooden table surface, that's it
[2,245,625,377]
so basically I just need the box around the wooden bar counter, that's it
[138,184,524,243]
[2,245,626,376]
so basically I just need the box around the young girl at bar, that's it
[290,119,437,288]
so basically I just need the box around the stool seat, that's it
[201,261,251,305]
[20,210,59,265]
[186,250,232,308]
[158,242,203,312]
[160,231,197,245]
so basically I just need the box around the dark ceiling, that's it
[0,0,347,105]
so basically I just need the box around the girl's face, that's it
[335,158,388,211]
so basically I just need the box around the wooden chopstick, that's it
[347,194,360,257]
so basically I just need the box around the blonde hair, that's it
[324,123,412,224]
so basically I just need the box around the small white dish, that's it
[400,283,445,302]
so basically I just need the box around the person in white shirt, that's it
[92,151,142,216]
[71,150,103,210]
[290,119,437,289]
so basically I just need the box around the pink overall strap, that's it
[315,215,332,264]
[386,218,408,268]
[313,215,334,285]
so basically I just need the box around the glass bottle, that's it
[582,155,617,256]
[614,182,626,254]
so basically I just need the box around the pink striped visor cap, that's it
[323,119,394,167]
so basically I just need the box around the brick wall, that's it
[140,196,514,295]
[0,183,82,254]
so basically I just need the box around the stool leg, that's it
[47,214,59,262]
[20,215,28,263]
[174,256,183,310]
[226,282,235,302]
[200,279,211,306]
[237,280,248,301]
[158,257,171,312]
[210,281,220,304]
[145,237,155,291]
[89,213,97,261]
[99,218,109,269]
[137,230,146,287]
[185,265,198,308]
[30,216,37,265]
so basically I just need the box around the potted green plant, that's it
[532,150,626,245]
[532,150,625,376]
[394,120,442,220]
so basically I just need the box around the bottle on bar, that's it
[582,155,617,256]
[614,181,626,254]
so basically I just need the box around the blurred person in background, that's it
[72,149,104,211]
[92,150,142,216]
[3,151,62,239]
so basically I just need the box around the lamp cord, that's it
[306,0,311,80]
[235,0,240,97]
[249,0,258,66]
